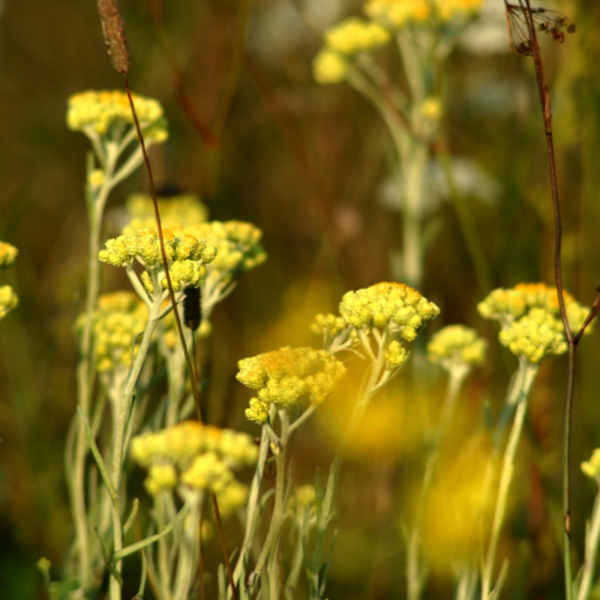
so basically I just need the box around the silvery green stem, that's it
[480,358,538,600]
[575,482,600,600]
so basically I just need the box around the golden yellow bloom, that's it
[324,17,391,55]
[237,346,347,424]
[365,0,482,28]
[339,282,440,341]
[86,291,147,373]
[313,48,350,85]
[122,193,209,236]
[582,449,600,480]
[478,283,591,363]
[131,421,258,495]
[0,285,18,320]
[87,169,105,189]
[0,241,18,268]
[428,325,487,372]
[67,90,167,142]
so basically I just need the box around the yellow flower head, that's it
[122,193,209,236]
[99,229,216,292]
[82,292,147,373]
[428,325,487,373]
[313,48,350,85]
[364,0,482,28]
[478,283,591,363]
[130,421,258,495]
[67,90,168,142]
[339,282,440,341]
[237,346,347,424]
[582,449,600,480]
[0,241,18,268]
[324,17,391,55]
[0,285,18,320]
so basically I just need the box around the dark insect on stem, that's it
[183,285,202,332]
[504,1,575,56]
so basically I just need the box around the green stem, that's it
[480,358,538,600]
[575,480,600,600]
[407,366,468,600]
[108,296,162,600]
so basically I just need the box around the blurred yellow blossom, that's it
[131,421,257,495]
[365,0,482,28]
[0,285,18,320]
[237,346,347,424]
[0,241,18,268]
[428,325,487,373]
[83,291,147,373]
[582,449,600,480]
[313,48,350,85]
[324,17,391,55]
[122,193,209,236]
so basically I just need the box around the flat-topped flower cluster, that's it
[131,421,258,501]
[478,283,591,364]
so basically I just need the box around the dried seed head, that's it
[96,0,131,74]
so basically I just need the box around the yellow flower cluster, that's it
[428,325,487,373]
[582,449,600,480]
[478,283,591,364]
[99,229,217,292]
[313,16,390,85]
[67,90,168,142]
[287,484,316,516]
[122,195,266,286]
[0,241,18,268]
[83,292,147,373]
[310,313,347,342]
[313,49,350,85]
[365,0,482,29]
[122,193,209,236]
[237,346,347,424]
[131,420,258,496]
[189,221,267,281]
[0,286,18,320]
[339,282,440,341]
[324,17,391,55]
[0,241,18,320]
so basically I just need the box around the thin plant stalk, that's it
[407,365,469,600]
[480,357,538,600]
[575,481,600,600]
[108,295,164,600]
[511,4,600,599]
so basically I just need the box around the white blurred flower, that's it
[378,157,501,216]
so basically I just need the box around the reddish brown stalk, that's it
[211,493,239,600]
[146,0,218,147]
[95,0,203,422]
[510,2,598,599]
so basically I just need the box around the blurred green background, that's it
[1,0,600,598]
